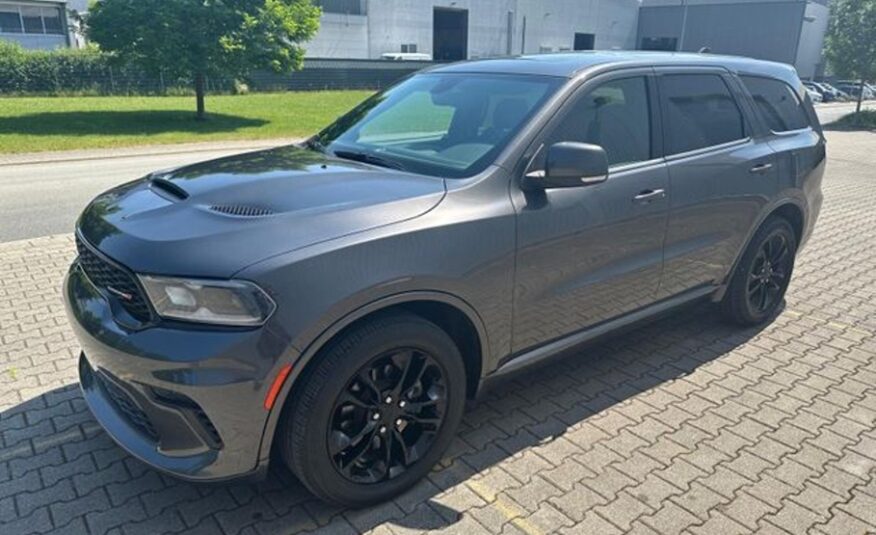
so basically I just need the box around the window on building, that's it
[401,43,417,53]
[640,37,677,51]
[41,7,62,34]
[659,74,745,155]
[740,75,809,132]
[546,76,652,166]
[574,33,595,51]
[21,6,42,33]
[315,0,364,15]
[0,5,64,35]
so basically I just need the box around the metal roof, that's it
[429,51,801,85]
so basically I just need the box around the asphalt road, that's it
[0,101,871,243]
[0,144,287,243]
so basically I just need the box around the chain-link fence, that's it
[0,57,435,95]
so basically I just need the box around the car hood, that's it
[77,145,446,277]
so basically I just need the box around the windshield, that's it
[313,73,563,178]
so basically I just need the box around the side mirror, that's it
[526,142,609,189]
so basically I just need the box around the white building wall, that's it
[305,12,369,58]
[306,0,640,59]
[513,0,638,54]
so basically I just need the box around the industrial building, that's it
[2,0,832,82]
[307,0,639,60]
[636,0,830,79]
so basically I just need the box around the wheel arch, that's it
[256,291,489,464]
[713,198,806,302]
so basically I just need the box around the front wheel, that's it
[721,216,797,326]
[278,312,467,506]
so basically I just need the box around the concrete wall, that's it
[305,12,369,58]
[513,0,639,54]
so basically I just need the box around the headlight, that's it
[139,276,276,326]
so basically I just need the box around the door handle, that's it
[750,163,773,174]
[633,189,666,203]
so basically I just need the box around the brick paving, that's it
[2,130,876,534]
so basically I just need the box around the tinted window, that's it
[547,76,652,166]
[741,76,809,132]
[660,74,745,155]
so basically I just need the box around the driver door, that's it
[510,70,670,353]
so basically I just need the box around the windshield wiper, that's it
[332,150,407,171]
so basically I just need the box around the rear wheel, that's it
[279,312,466,506]
[721,216,797,325]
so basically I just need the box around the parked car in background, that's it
[835,81,876,100]
[804,81,834,102]
[65,51,825,506]
[804,85,823,103]
[819,82,852,101]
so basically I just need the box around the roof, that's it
[428,51,800,86]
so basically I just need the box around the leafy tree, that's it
[87,0,321,119]
[824,0,876,113]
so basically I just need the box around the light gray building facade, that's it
[0,0,70,49]
[637,0,830,79]
[307,0,640,60]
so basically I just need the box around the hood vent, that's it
[209,204,274,217]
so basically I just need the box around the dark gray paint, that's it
[64,52,825,482]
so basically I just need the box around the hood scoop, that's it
[150,177,189,200]
[209,204,275,217]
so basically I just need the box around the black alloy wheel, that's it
[722,216,797,326]
[328,348,448,483]
[746,232,792,315]
[279,312,466,506]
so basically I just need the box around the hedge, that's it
[0,41,221,95]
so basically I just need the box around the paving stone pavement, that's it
[2,130,876,534]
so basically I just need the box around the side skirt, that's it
[489,285,717,378]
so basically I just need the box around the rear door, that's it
[738,74,825,220]
[655,68,779,299]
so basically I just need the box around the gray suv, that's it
[64,52,824,506]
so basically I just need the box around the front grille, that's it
[95,371,159,442]
[75,235,152,322]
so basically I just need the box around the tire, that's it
[721,216,797,326]
[279,312,467,507]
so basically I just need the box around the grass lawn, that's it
[835,110,876,130]
[0,91,372,154]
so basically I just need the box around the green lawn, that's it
[0,91,372,154]
[835,110,876,130]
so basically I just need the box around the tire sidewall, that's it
[284,316,466,507]
[734,218,797,323]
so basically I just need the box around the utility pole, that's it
[678,0,688,51]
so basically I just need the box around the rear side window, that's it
[659,74,746,155]
[741,75,809,132]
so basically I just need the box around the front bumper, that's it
[64,262,296,481]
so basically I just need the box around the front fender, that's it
[253,289,490,465]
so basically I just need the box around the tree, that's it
[87,0,321,119]
[824,0,876,113]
